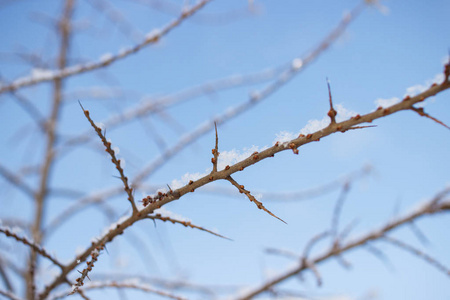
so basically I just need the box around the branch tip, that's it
[227,176,286,224]
[326,78,337,124]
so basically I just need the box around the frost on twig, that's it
[226,176,286,224]
[79,102,138,214]
[0,226,64,269]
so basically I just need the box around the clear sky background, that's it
[0,0,450,299]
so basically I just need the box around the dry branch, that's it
[211,122,219,173]
[410,106,450,130]
[226,176,286,224]
[32,66,450,300]
[130,0,367,184]
[0,164,35,199]
[236,188,450,299]
[79,102,138,214]
[145,214,231,240]
[0,226,64,269]
[381,236,450,277]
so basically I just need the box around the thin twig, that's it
[0,226,64,269]
[381,236,450,277]
[79,102,138,214]
[145,214,232,240]
[226,176,286,224]
[331,182,351,244]
[211,122,219,173]
[0,164,35,199]
[327,78,337,124]
[410,106,450,130]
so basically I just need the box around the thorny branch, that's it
[1,1,449,299]
[145,214,231,240]
[131,0,368,184]
[37,64,450,299]
[0,226,64,269]
[79,102,138,214]
[226,176,286,224]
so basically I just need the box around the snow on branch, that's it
[40,60,450,299]
[0,225,64,269]
[0,0,213,95]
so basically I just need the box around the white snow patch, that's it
[154,207,191,222]
[31,68,54,79]
[218,145,264,170]
[292,58,303,70]
[273,104,358,144]
[95,122,105,131]
[145,29,161,40]
[300,103,357,134]
[170,171,208,190]
[274,131,297,144]
[99,52,113,62]
[405,73,444,97]
[119,158,126,169]
[374,97,400,108]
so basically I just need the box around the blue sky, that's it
[1,1,450,299]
